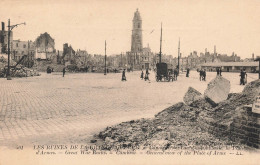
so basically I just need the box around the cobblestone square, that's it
[0,71,258,146]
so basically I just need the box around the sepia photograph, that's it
[0,0,259,164]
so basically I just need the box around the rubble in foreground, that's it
[93,77,260,151]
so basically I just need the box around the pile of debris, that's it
[11,67,41,77]
[0,66,40,78]
[92,76,260,151]
[0,54,40,78]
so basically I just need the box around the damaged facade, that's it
[0,22,13,54]
[35,32,56,60]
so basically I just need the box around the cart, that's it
[156,63,173,82]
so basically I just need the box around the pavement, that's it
[0,71,258,147]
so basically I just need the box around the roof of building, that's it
[201,62,259,67]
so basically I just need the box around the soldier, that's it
[122,69,127,81]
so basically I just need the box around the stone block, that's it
[183,87,202,105]
[204,76,230,104]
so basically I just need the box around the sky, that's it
[0,0,260,59]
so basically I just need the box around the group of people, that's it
[122,67,248,85]
[216,68,222,76]
[140,68,150,81]
[199,69,206,81]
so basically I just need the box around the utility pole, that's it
[7,19,11,80]
[121,52,122,67]
[177,37,180,75]
[159,22,162,64]
[28,40,30,67]
[104,40,107,75]
[7,19,25,80]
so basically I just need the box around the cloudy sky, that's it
[0,0,259,59]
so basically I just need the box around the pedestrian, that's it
[199,69,203,81]
[63,67,66,77]
[217,68,220,76]
[173,68,178,81]
[140,70,144,80]
[186,68,190,77]
[240,69,247,85]
[203,69,206,81]
[144,68,149,81]
[219,68,222,76]
[122,69,127,81]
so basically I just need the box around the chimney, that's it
[2,22,5,31]
[252,53,254,60]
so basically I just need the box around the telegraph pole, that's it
[177,37,180,75]
[6,19,25,80]
[120,52,123,67]
[104,40,107,75]
[159,22,162,64]
[28,40,30,67]
[7,19,11,80]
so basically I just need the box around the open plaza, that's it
[0,71,258,147]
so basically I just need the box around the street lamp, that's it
[7,19,26,80]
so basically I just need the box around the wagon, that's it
[156,63,173,82]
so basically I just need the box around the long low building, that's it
[201,62,259,73]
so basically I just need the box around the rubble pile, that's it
[35,60,64,72]
[11,67,41,77]
[183,87,202,105]
[0,55,40,78]
[95,77,260,150]
[204,76,230,104]
[198,79,260,136]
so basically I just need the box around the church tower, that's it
[131,9,143,53]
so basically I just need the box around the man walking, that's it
[122,69,127,81]
[203,69,206,81]
[173,68,178,81]
[199,69,203,81]
[240,69,247,85]
[186,68,190,77]
[144,68,149,81]
[63,67,66,77]
[140,70,144,80]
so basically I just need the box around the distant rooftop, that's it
[201,62,259,67]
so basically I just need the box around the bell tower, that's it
[131,9,143,53]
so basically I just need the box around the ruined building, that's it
[0,22,13,54]
[62,43,76,65]
[35,32,55,60]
